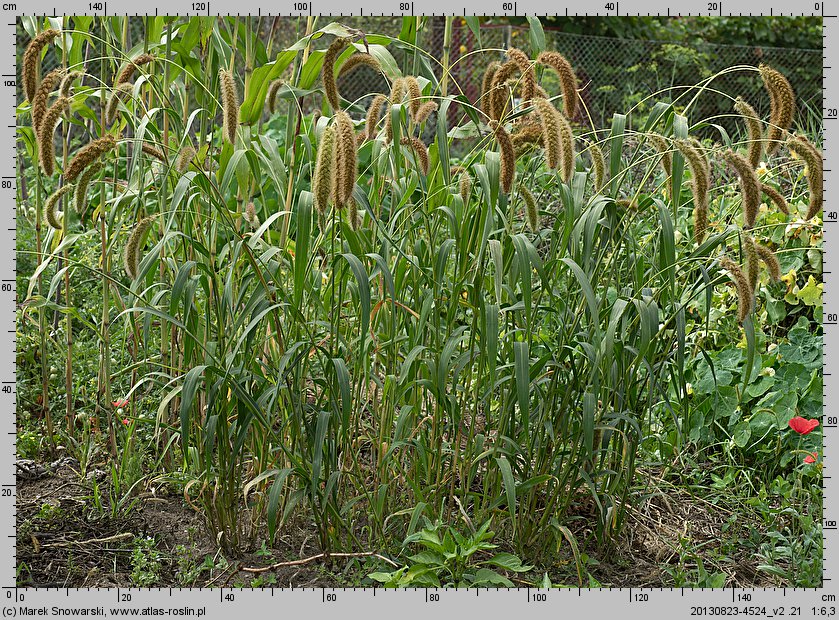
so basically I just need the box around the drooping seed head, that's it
[244,202,260,230]
[413,101,438,125]
[405,76,422,119]
[175,143,196,173]
[587,139,606,190]
[510,122,543,156]
[219,69,239,144]
[760,183,789,216]
[490,120,515,194]
[742,233,760,294]
[124,215,156,280]
[337,52,381,79]
[365,94,388,140]
[759,64,795,156]
[348,200,362,231]
[22,29,60,103]
[64,134,117,182]
[786,135,823,221]
[556,110,576,183]
[322,37,349,112]
[267,79,284,113]
[37,96,70,176]
[734,97,763,168]
[74,161,103,215]
[488,60,517,121]
[519,185,539,232]
[457,169,472,205]
[481,61,501,118]
[141,143,166,163]
[115,53,155,87]
[533,97,562,171]
[31,68,64,132]
[723,149,761,229]
[44,184,74,230]
[755,243,781,281]
[313,124,337,217]
[401,136,429,176]
[536,51,578,118]
[335,111,357,208]
[105,82,133,127]
[720,257,753,323]
[505,47,536,104]
[646,132,672,197]
[674,139,711,243]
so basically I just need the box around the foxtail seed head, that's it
[760,183,789,216]
[536,51,578,118]
[115,53,154,87]
[366,94,388,140]
[175,143,196,174]
[45,184,74,230]
[723,149,761,229]
[488,61,517,121]
[674,139,710,243]
[647,132,672,197]
[401,136,429,176]
[74,161,103,215]
[587,139,606,190]
[23,29,60,103]
[322,38,349,112]
[505,48,536,104]
[65,134,117,182]
[348,200,362,231]
[481,61,501,118]
[335,112,357,208]
[734,97,763,168]
[37,96,70,176]
[59,70,85,98]
[337,52,381,79]
[510,123,543,156]
[124,215,156,280]
[519,185,539,232]
[313,124,337,217]
[759,64,795,156]
[786,135,823,221]
[490,120,515,194]
[457,169,472,205]
[105,82,133,127]
[743,233,760,295]
[267,79,284,113]
[244,202,260,230]
[720,257,753,323]
[413,101,438,125]
[756,243,781,281]
[405,77,422,119]
[142,143,166,163]
[31,68,64,132]
[533,97,562,171]
[219,69,239,144]
[557,110,575,183]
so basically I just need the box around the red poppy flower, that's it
[112,398,129,408]
[804,452,818,464]
[122,418,130,426]
[788,416,819,435]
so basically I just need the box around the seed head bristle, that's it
[557,110,576,183]
[65,134,117,182]
[488,61,517,121]
[337,52,381,79]
[674,139,711,243]
[536,51,579,118]
[141,143,166,163]
[414,101,438,125]
[335,111,357,208]
[490,120,515,194]
[510,123,543,156]
[755,243,781,281]
[105,82,133,127]
[267,79,284,113]
[244,202,260,230]
[124,215,156,280]
[37,96,70,176]
[505,48,536,104]
[401,136,429,176]
[74,161,103,215]
[519,185,539,232]
[720,257,753,323]
[219,69,239,144]
[44,184,74,230]
[533,97,562,171]
[723,149,761,229]
[786,135,823,220]
[175,143,196,173]
[734,97,763,168]
[365,94,388,140]
[760,183,789,216]
[115,53,154,87]
[322,38,349,112]
[759,64,795,156]
[23,29,60,103]
[31,68,64,132]
[313,124,337,217]
[481,61,501,118]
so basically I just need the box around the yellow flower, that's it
[459,44,467,54]
[512,30,519,37]
[756,161,768,176]
[759,202,769,214]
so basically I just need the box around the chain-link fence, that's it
[19,17,822,137]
